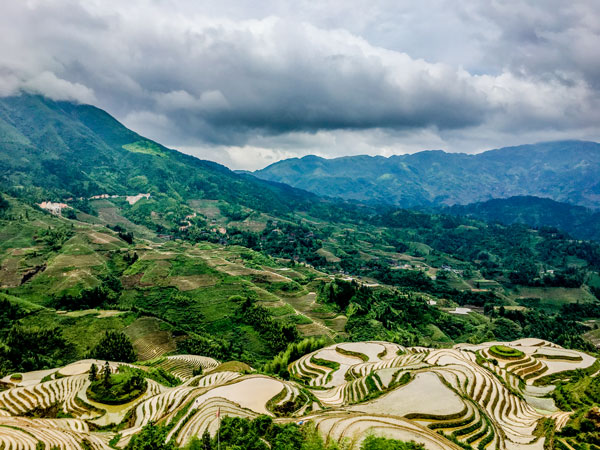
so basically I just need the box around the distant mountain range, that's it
[442,196,600,242]
[252,141,600,209]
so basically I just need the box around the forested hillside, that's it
[0,94,321,215]
[443,196,600,242]
[252,141,600,209]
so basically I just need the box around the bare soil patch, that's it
[168,275,217,291]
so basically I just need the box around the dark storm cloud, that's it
[0,0,599,168]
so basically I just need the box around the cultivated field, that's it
[0,339,596,449]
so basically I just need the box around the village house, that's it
[38,201,70,215]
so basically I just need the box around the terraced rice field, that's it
[151,355,220,380]
[0,339,596,450]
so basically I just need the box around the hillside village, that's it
[38,193,151,215]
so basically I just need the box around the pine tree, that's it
[102,361,111,386]
[89,363,98,382]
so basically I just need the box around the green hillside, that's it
[0,94,319,215]
[443,195,600,242]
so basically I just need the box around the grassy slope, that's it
[0,195,339,365]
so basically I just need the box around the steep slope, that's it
[0,93,319,214]
[252,141,600,208]
[443,196,600,242]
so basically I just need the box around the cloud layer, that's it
[1,0,599,169]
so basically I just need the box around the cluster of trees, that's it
[508,265,585,288]
[0,193,9,214]
[0,324,75,377]
[178,333,236,361]
[176,295,302,364]
[89,331,137,362]
[107,224,135,244]
[181,219,327,268]
[320,279,448,346]
[50,270,123,310]
[51,285,114,310]
[263,337,326,379]
[218,202,252,221]
[317,278,599,351]
[37,226,74,251]
[239,297,299,353]
[492,307,596,351]
[87,364,147,405]
[0,299,140,377]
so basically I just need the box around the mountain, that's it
[0,93,321,215]
[443,196,600,242]
[252,141,600,209]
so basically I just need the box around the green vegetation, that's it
[489,345,525,360]
[177,415,425,450]
[0,322,74,377]
[362,435,424,450]
[125,423,175,450]
[90,331,137,362]
[87,365,147,405]
[263,337,327,379]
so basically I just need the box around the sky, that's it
[1,1,600,170]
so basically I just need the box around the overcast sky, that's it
[1,1,600,170]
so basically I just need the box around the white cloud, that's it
[0,0,598,169]
[21,71,96,104]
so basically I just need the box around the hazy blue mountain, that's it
[443,196,600,242]
[253,141,600,209]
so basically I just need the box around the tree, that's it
[202,430,212,450]
[89,363,98,382]
[125,423,175,450]
[493,317,522,341]
[90,331,136,362]
[102,361,111,386]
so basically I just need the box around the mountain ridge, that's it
[442,195,600,242]
[0,93,325,216]
[253,140,600,209]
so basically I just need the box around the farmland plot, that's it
[0,339,596,450]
